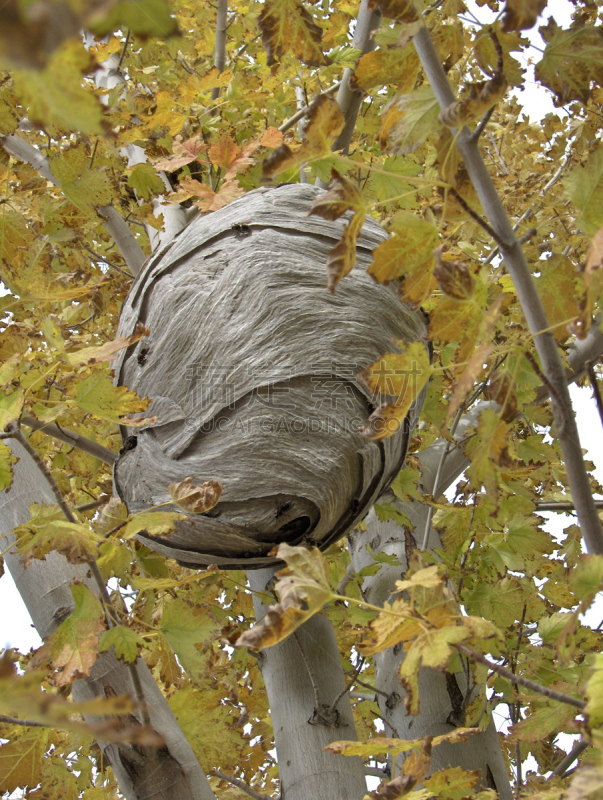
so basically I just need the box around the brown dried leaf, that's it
[308,169,367,292]
[153,135,208,172]
[368,0,422,22]
[439,74,507,128]
[262,95,344,181]
[168,477,222,514]
[258,0,327,67]
[502,0,547,32]
[485,371,518,423]
[433,248,475,300]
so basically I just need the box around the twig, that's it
[337,562,356,595]
[536,500,603,512]
[76,497,109,513]
[293,631,322,712]
[364,767,389,778]
[278,81,342,134]
[210,770,277,800]
[412,25,603,556]
[486,131,509,175]
[21,416,117,466]
[81,243,132,277]
[471,106,495,142]
[455,644,585,709]
[552,739,589,778]
[0,714,49,728]
[524,351,568,436]
[586,361,603,432]
[449,188,508,249]
[332,0,381,155]
[327,657,365,716]
[117,30,130,69]
[348,674,392,700]
[370,710,401,739]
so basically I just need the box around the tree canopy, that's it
[0,0,603,799]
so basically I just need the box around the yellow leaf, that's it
[368,211,437,284]
[236,544,335,650]
[75,371,148,423]
[124,511,187,541]
[258,0,327,67]
[0,389,23,430]
[536,20,603,106]
[66,324,149,366]
[41,583,105,687]
[262,95,344,180]
[0,728,48,793]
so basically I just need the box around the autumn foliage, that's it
[0,0,603,798]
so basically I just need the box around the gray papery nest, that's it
[113,183,427,569]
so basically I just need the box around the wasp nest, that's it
[113,184,427,569]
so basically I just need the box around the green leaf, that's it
[0,442,15,491]
[90,0,178,37]
[569,555,603,610]
[124,511,187,540]
[0,389,24,429]
[536,21,603,106]
[386,86,441,154]
[127,163,166,201]
[160,598,221,677]
[508,703,576,743]
[75,371,148,423]
[99,626,145,663]
[586,653,603,727]
[565,146,603,236]
[50,144,112,218]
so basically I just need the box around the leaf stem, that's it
[454,644,585,710]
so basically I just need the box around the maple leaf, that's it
[38,583,105,686]
[66,324,149,366]
[168,477,222,514]
[385,86,441,154]
[0,728,48,793]
[502,0,547,32]
[124,511,187,540]
[258,0,327,67]
[236,544,335,650]
[50,143,112,217]
[153,134,208,172]
[368,0,422,22]
[99,626,146,664]
[536,21,603,106]
[75,371,149,423]
[0,388,24,429]
[0,442,15,492]
[360,341,432,440]
[308,169,367,292]
[160,598,221,679]
[368,210,438,286]
[127,163,166,201]
[465,407,510,499]
[262,95,344,180]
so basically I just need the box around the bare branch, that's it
[21,416,117,466]
[0,714,49,728]
[552,739,589,778]
[586,361,603,431]
[455,644,585,710]
[210,770,277,800]
[414,25,603,555]
[332,0,382,155]
[278,81,342,134]
[211,0,228,102]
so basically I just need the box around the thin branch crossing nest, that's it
[113,184,427,569]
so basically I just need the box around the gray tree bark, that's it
[0,439,216,800]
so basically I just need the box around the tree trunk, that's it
[248,568,366,800]
[0,439,216,800]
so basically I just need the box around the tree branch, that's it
[211,0,228,102]
[21,416,117,466]
[0,438,217,800]
[455,644,585,710]
[332,0,382,155]
[278,81,342,134]
[551,739,589,778]
[413,25,603,555]
[1,134,146,275]
[210,770,277,800]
